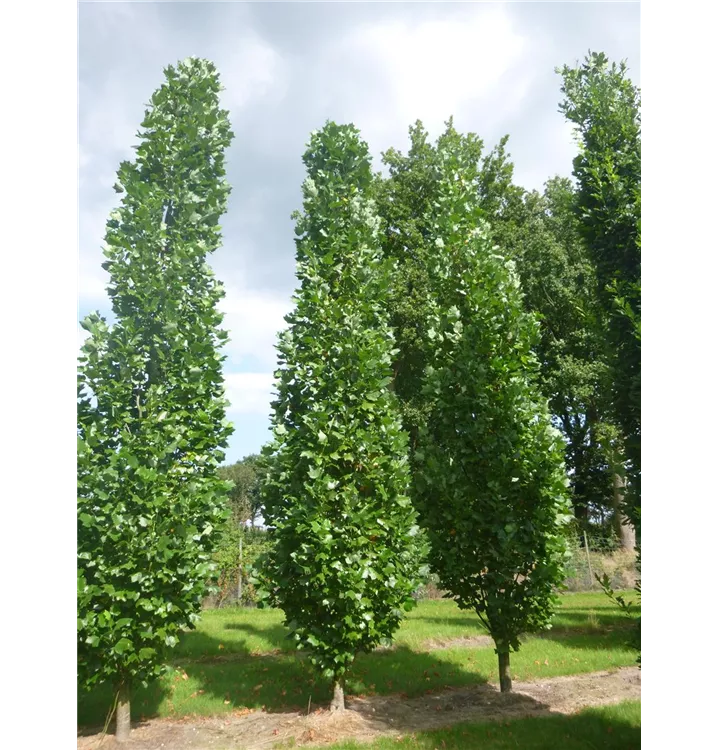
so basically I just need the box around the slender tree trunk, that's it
[570,439,590,530]
[330,677,345,712]
[574,502,589,529]
[612,473,636,551]
[498,651,512,693]
[238,535,243,604]
[115,680,131,742]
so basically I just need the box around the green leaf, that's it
[114,638,132,655]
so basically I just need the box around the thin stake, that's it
[583,531,594,589]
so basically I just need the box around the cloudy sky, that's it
[78,0,640,464]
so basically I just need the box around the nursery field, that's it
[78,591,640,749]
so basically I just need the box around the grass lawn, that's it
[318,700,641,750]
[78,591,639,728]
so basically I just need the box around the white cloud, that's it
[218,281,291,369]
[232,187,274,231]
[77,18,288,313]
[224,371,276,416]
[513,118,578,193]
[215,33,288,112]
[340,7,528,152]
[78,199,116,307]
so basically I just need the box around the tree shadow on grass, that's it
[548,610,639,634]
[77,634,490,732]
[335,701,640,750]
[78,623,641,750]
[176,621,294,660]
[409,615,486,628]
[78,614,638,733]
[179,639,491,714]
[412,611,637,643]
[526,630,635,655]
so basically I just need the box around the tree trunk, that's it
[612,473,636,551]
[115,680,131,742]
[498,651,512,693]
[330,678,345,712]
[571,492,589,530]
[238,536,243,604]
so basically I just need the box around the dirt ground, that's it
[77,666,640,750]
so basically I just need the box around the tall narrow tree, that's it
[558,51,641,530]
[376,120,522,475]
[256,123,423,712]
[412,135,572,693]
[77,58,234,741]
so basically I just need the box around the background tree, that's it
[256,122,424,712]
[77,58,234,742]
[558,51,641,531]
[211,525,271,607]
[377,123,628,544]
[218,453,262,527]
[494,178,634,543]
[411,134,572,693]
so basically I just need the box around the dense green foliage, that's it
[76,46,641,731]
[377,123,621,535]
[495,178,616,527]
[376,121,518,456]
[77,58,234,704]
[408,131,572,677]
[558,52,641,527]
[256,123,424,694]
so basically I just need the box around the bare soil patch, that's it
[418,634,494,651]
[77,666,640,750]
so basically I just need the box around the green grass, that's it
[78,591,639,728]
[320,700,641,750]
[174,590,637,659]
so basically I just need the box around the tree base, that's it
[498,651,512,693]
[330,679,345,712]
[115,681,131,742]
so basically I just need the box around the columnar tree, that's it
[77,58,234,741]
[376,120,521,472]
[412,137,572,693]
[256,122,423,711]
[558,52,641,530]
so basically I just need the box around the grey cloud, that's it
[80,1,639,302]
[79,1,639,462]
